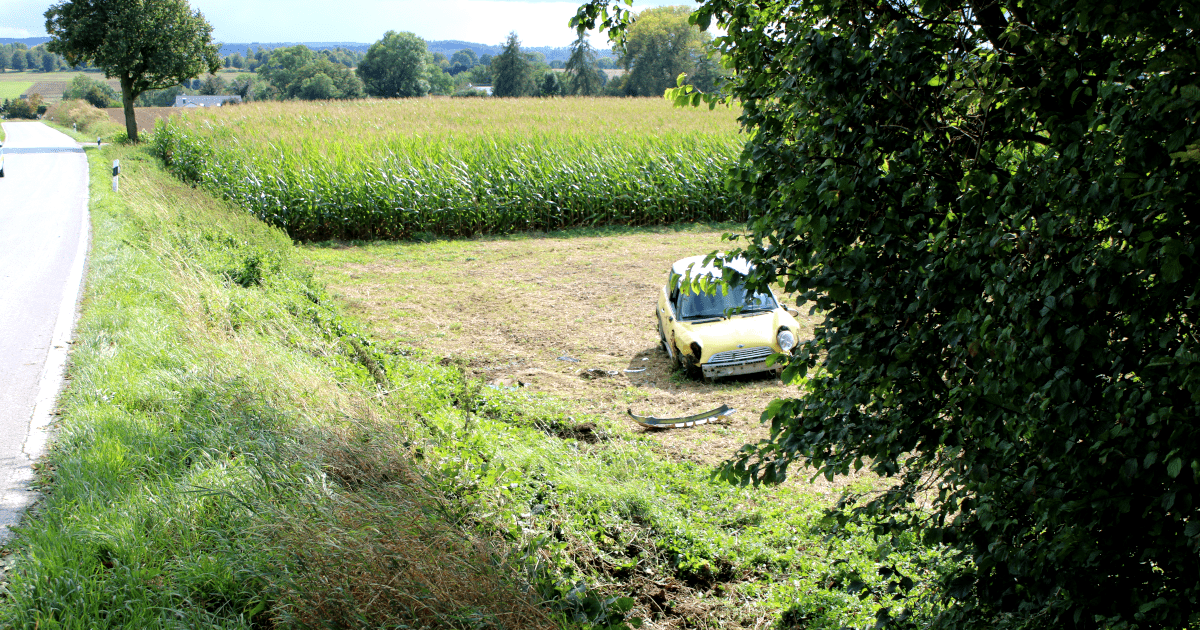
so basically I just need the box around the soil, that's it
[303,226,823,470]
[102,107,182,134]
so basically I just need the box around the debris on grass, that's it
[627,404,736,429]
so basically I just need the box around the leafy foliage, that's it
[2,93,46,119]
[449,48,479,75]
[44,0,220,141]
[356,31,430,98]
[492,32,536,97]
[63,75,120,109]
[619,5,723,97]
[257,45,364,101]
[577,0,1200,627]
[564,34,605,97]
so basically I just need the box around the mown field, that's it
[0,142,950,629]
[152,99,750,241]
[304,226,823,468]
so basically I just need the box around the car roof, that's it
[670,254,754,280]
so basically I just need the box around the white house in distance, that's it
[173,95,242,107]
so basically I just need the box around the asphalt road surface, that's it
[0,122,90,541]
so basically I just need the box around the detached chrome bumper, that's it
[701,346,779,379]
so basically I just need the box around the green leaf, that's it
[1168,458,1183,478]
[1064,327,1085,351]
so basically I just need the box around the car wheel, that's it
[682,354,704,381]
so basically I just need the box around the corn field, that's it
[152,98,750,241]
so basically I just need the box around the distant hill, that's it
[0,37,52,46]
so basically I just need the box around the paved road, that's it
[0,122,90,541]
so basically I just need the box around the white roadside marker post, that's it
[112,160,119,192]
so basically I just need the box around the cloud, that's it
[0,26,36,38]
[0,0,49,37]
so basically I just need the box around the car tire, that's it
[682,354,704,381]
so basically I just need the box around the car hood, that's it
[677,310,792,361]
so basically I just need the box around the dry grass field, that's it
[303,225,822,468]
[102,106,182,133]
[0,72,120,102]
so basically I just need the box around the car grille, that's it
[707,346,775,366]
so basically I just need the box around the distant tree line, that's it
[20,3,724,107]
[0,42,91,72]
[219,46,364,72]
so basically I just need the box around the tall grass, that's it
[152,99,749,241]
[43,99,125,139]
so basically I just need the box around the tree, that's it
[10,49,27,72]
[63,74,118,108]
[3,93,46,119]
[618,5,720,97]
[449,49,478,75]
[45,0,219,142]
[564,34,603,96]
[135,84,186,107]
[577,0,1200,627]
[425,55,454,96]
[229,75,256,101]
[299,73,337,100]
[258,46,364,101]
[0,47,10,72]
[466,63,492,86]
[491,32,534,97]
[356,31,430,98]
[198,75,227,95]
[540,71,562,97]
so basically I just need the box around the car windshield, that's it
[677,283,777,320]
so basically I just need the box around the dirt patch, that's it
[303,226,821,468]
[103,107,182,134]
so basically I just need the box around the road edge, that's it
[0,134,92,544]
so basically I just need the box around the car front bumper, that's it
[701,346,780,379]
[702,360,778,379]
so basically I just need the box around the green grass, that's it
[0,143,948,628]
[151,99,750,241]
[0,82,32,100]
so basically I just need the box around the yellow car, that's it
[656,255,801,380]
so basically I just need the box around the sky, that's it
[0,0,684,48]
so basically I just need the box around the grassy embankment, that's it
[152,99,751,241]
[42,99,126,142]
[0,144,552,628]
[1,106,947,627]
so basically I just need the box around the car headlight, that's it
[777,329,796,352]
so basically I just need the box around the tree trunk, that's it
[119,75,138,142]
